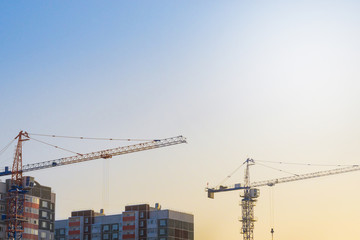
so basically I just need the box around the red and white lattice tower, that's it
[6,131,29,240]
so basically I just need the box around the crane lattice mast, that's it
[7,131,30,240]
[240,159,258,240]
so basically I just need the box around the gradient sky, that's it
[1,1,360,240]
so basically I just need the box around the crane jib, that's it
[0,135,187,176]
[250,165,360,188]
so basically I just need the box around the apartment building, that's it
[55,203,194,240]
[0,182,6,240]
[0,178,56,240]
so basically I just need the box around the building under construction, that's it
[0,178,56,240]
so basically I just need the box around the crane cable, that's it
[0,138,16,163]
[216,158,299,188]
[102,157,110,212]
[27,133,159,157]
[255,161,299,176]
[216,160,247,187]
[28,136,83,156]
[256,159,354,167]
[28,135,121,211]
[270,187,275,240]
[0,138,16,156]
[28,133,156,142]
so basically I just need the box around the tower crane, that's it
[2,131,187,240]
[206,158,360,240]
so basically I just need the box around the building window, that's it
[103,233,109,239]
[189,223,194,231]
[159,228,166,236]
[42,201,48,208]
[175,220,181,228]
[102,224,110,232]
[112,233,119,239]
[41,232,46,238]
[140,229,144,236]
[168,219,174,228]
[140,220,145,227]
[60,229,65,235]
[41,211,48,218]
[111,224,118,231]
[159,219,167,227]
[140,211,144,218]
[85,217,89,223]
[41,221,47,228]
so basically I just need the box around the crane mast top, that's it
[10,131,29,187]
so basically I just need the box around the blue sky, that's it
[1,1,360,240]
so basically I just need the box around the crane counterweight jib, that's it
[206,183,247,197]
